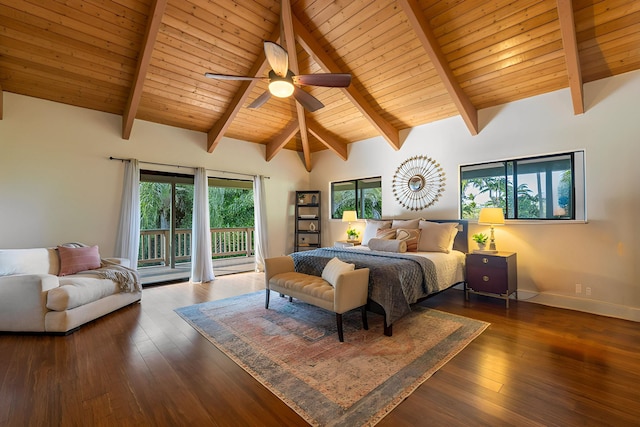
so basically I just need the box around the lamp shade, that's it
[342,210,357,222]
[478,207,505,225]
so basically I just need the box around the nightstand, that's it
[465,252,517,308]
[334,240,361,248]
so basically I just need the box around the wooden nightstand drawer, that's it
[465,252,517,308]
[467,266,508,294]
[466,254,507,269]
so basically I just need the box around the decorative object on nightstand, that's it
[295,191,321,252]
[342,210,359,242]
[478,207,505,253]
[465,252,517,308]
[472,233,488,252]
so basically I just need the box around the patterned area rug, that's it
[175,291,489,427]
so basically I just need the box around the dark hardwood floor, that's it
[1,273,638,426]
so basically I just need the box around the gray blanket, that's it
[290,248,438,326]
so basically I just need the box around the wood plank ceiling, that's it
[1,0,639,171]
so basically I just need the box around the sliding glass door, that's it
[139,171,194,269]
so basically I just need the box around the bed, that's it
[290,219,467,336]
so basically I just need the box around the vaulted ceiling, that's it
[1,0,639,171]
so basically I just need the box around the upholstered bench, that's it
[264,255,370,342]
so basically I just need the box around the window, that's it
[460,151,585,220]
[331,177,382,219]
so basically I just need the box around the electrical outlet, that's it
[576,283,582,294]
[586,287,592,296]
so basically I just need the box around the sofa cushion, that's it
[57,245,101,276]
[47,276,120,311]
[0,248,60,276]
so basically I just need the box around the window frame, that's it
[330,176,382,220]
[459,150,586,222]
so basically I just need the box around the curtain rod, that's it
[108,156,269,179]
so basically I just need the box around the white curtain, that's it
[115,159,140,270]
[190,167,215,283]
[253,175,269,272]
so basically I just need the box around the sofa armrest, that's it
[0,274,60,332]
[264,256,295,288]
[102,257,131,268]
[333,268,370,314]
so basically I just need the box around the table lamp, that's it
[342,210,358,240]
[478,207,505,252]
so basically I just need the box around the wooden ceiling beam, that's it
[292,16,401,151]
[398,0,479,136]
[307,119,348,161]
[556,0,584,114]
[0,84,3,120]
[122,0,167,140]
[281,0,311,171]
[266,121,299,161]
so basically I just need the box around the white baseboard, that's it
[518,290,640,322]
[455,285,640,322]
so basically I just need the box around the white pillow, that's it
[361,220,392,245]
[322,257,355,287]
[418,221,458,253]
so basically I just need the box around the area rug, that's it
[175,291,489,427]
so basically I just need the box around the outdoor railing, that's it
[138,227,255,267]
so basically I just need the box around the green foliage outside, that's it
[139,182,254,230]
[332,187,382,219]
[461,177,540,219]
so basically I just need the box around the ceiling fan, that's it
[204,41,351,112]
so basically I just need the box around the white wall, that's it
[0,93,310,258]
[2,71,638,321]
[309,70,640,321]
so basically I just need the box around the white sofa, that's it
[0,247,142,334]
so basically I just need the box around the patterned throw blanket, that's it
[290,248,438,326]
[60,242,141,292]
[88,260,142,292]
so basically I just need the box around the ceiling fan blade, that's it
[204,73,265,81]
[264,41,289,77]
[293,73,352,88]
[247,90,272,109]
[292,87,324,112]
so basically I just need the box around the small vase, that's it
[476,242,486,251]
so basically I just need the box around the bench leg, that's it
[361,306,368,330]
[336,313,344,342]
[265,289,270,309]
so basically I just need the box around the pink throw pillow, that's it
[57,245,101,276]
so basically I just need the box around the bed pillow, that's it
[361,220,392,245]
[395,228,422,252]
[368,238,407,253]
[391,218,421,229]
[375,228,397,240]
[57,245,101,276]
[322,257,355,287]
[418,221,459,253]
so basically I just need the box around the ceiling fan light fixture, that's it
[269,79,294,98]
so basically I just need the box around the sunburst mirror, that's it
[392,155,446,211]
